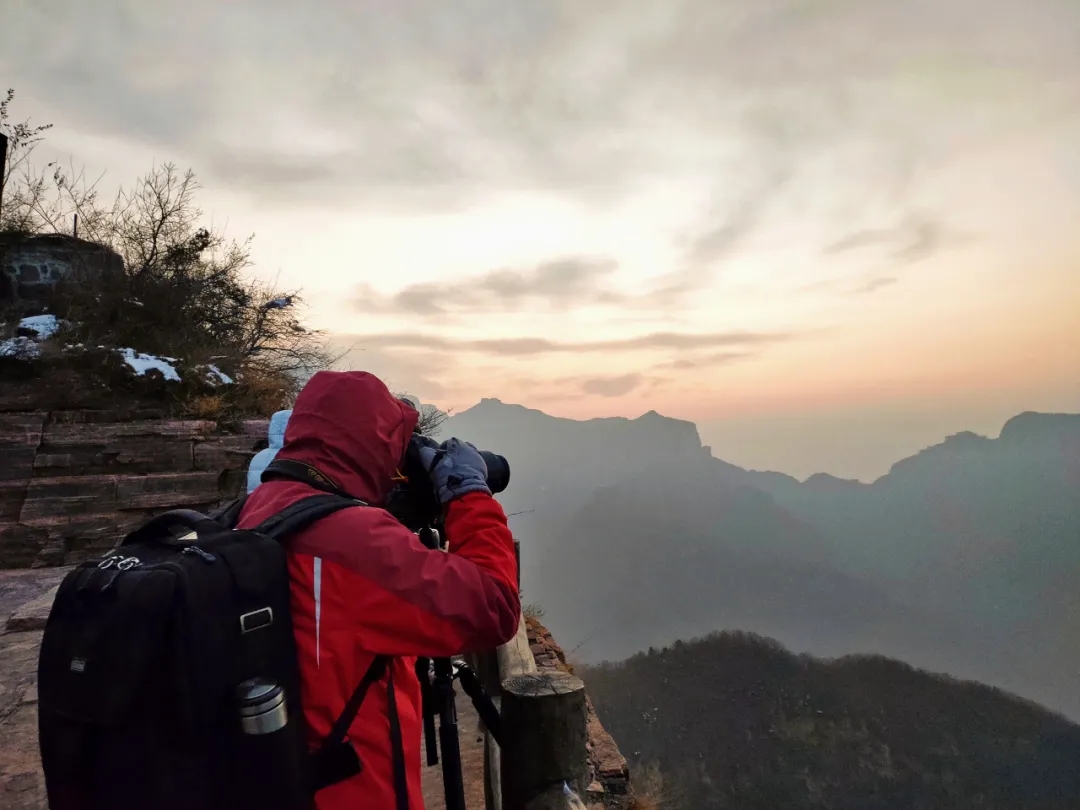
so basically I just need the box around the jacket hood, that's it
[275,370,419,505]
[267,409,292,449]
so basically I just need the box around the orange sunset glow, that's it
[4,0,1078,479]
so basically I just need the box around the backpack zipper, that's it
[91,546,217,572]
[182,545,217,563]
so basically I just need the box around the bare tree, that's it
[393,394,451,438]
[0,89,106,236]
[2,89,337,382]
[416,403,450,437]
[1,88,55,234]
[49,162,338,377]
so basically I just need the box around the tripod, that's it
[416,528,504,810]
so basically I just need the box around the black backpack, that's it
[37,493,390,810]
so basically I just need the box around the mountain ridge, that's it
[447,397,1079,487]
[438,398,1080,720]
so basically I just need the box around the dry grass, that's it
[229,364,299,416]
[627,795,662,810]
[186,394,227,419]
[627,761,678,810]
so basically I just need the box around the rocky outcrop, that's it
[0,409,267,568]
[526,616,631,810]
[0,233,124,302]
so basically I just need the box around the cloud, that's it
[824,213,952,265]
[194,149,343,189]
[7,0,1077,215]
[653,351,753,371]
[340,329,792,356]
[650,146,798,303]
[582,373,646,397]
[352,255,622,316]
[683,197,769,267]
[798,273,901,296]
[325,328,786,407]
[328,335,456,398]
[854,276,899,294]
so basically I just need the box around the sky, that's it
[2,0,1078,480]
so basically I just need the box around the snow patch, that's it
[206,365,234,385]
[118,348,181,381]
[19,314,61,338]
[1,314,63,357]
[0,336,40,358]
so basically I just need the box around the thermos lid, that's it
[236,678,284,712]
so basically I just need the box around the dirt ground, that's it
[0,570,63,810]
[420,693,491,810]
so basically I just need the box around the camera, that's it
[386,434,510,532]
[258,405,509,533]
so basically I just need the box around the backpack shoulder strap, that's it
[258,494,396,796]
[211,495,248,529]
[307,653,392,793]
[326,655,389,747]
[253,494,367,541]
[253,493,383,741]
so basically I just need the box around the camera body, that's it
[386,434,510,532]
[259,434,509,534]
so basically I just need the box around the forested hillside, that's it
[581,632,1080,810]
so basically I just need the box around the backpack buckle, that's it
[239,607,274,634]
[97,555,142,571]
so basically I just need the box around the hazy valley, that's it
[439,401,1080,721]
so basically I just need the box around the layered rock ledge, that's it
[0,409,268,568]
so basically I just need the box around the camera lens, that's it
[479,451,510,494]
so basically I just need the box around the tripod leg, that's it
[439,719,467,810]
[433,658,467,810]
[417,657,439,766]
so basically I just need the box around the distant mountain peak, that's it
[943,430,991,444]
[459,398,701,432]
[447,398,711,468]
[462,398,539,416]
[1000,411,1080,443]
[803,472,866,491]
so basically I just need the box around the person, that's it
[234,370,521,810]
[247,408,292,493]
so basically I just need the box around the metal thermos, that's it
[237,678,288,735]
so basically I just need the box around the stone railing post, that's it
[499,670,589,810]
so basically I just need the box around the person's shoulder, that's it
[289,502,413,560]
[248,446,275,467]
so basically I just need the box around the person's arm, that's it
[321,492,520,657]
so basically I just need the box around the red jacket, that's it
[236,371,521,810]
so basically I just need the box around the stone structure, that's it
[526,616,632,809]
[0,233,124,301]
[0,409,268,568]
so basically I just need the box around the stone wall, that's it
[0,408,268,568]
[0,233,124,301]
[526,616,632,810]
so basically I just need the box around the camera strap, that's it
[261,459,361,501]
